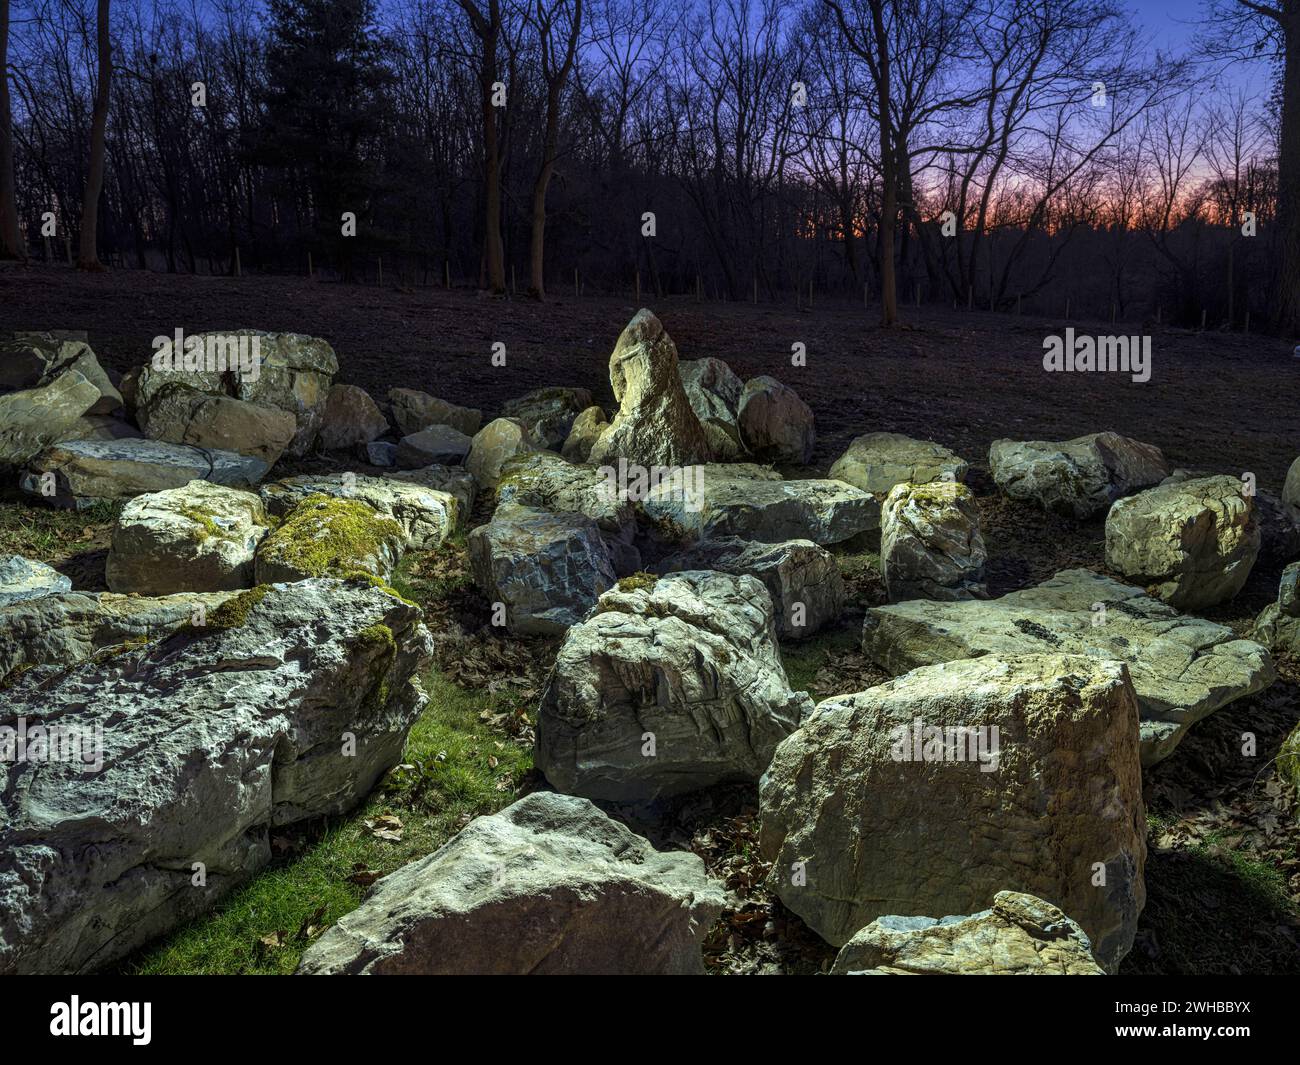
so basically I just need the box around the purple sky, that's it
[1126,0,1272,93]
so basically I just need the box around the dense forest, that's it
[0,0,1296,329]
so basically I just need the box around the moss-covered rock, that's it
[254,494,406,584]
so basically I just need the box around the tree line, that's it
[0,0,1296,332]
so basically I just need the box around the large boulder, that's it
[0,589,236,682]
[831,892,1104,976]
[560,406,608,463]
[0,335,121,414]
[53,415,143,444]
[1158,468,1300,560]
[500,387,594,450]
[259,473,458,550]
[0,579,432,974]
[318,384,388,450]
[759,653,1146,971]
[388,388,481,437]
[678,357,746,460]
[0,371,101,468]
[737,376,815,465]
[466,418,536,489]
[1285,457,1300,522]
[657,537,844,639]
[0,556,72,609]
[296,792,728,975]
[641,464,877,546]
[395,424,472,469]
[138,388,297,467]
[386,465,476,529]
[254,495,406,584]
[989,431,1169,519]
[106,481,270,595]
[1252,561,1300,655]
[468,503,615,636]
[496,451,639,575]
[20,438,268,509]
[536,571,812,801]
[828,432,968,496]
[880,481,987,601]
[861,568,1275,765]
[1105,474,1259,611]
[587,310,711,468]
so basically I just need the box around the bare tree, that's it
[459,0,507,292]
[0,0,23,259]
[77,0,111,269]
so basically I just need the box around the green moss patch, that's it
[257,494,403,580]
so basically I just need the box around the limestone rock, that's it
[1160,467,1300,562]
[360,440,397,467]
[466,417,535,489]
[1285,457,1300,522]
[20,438,268,509]
[0,589,236,681]
[1252,561,1300,655]
[1105,475,1260,611]
[388,388,481,437]
[737,376,815,465]
[53,415,143,443]
[560,406,608,463]
[829,432,968,496]
[0,335,121,415]
[989,431,1169,519]
[260,473,457,550]
[296,792,727,975]
[319,384,388,450]
[500,387,593,450]
[587,310,711,468]
[0,556,72,608]
[831,892,1104,975]
[536,571,812,800]
[468,503,615,635]
[254,494,406,584]
[106,481,269,595]
[387,465,476,529]
[0,371,101,467]
[881,481,987,601]
[396,424,472,469]
[139,387,297,467]
[0,579,431,974]
[759,652,1146,971]
[679,357,746,460]
[658,537,844,639]
[861,568,1275,765]
[641,464,876,545]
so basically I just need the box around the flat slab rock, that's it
[0,555,72,608]
[641,463,877,545]
[861,568,1275,765]
[828,432,968,495]
[0,579,432,974]
[20,438,268,508]
[831,891,1104,975]
[296,792,728,975]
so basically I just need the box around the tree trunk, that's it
[77,0,112,270]
[871,0,898,326]
[481,23,505,293]
[1275,8,1300,333]
[0,0,23,259]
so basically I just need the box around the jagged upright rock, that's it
[587,310,711,468]
[759,652,1146,972]
[880,481,987,601]
[678,357,746,460]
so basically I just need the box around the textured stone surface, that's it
[254,495,406,583]
[536,571,812,800]
[388,388,481,437]
[658,537,844,639]
[20,438,268,508]
[360,440,397,467]
[679,357,746,460]
[737,375,815,465]
[319,384,388,450]
[500,387,593,450]
[396,424,472,469]
[880,481,987,601]
[53,415,143,443]
[468,503,615,635]
[0,335,121,414]
[1252,561,1300,655]
[1105,475,1260,611]
[106,481,269,595]
[296,792,727,975]
[587,310,711,468]
[829,432,968,496]
[861,568,1275,765]
[260,473,457,549]
[0,371,101,467]
[989,431,1169,519]
[139,388,297,467]
[465,417,536,489]
[1285,457,1300,522]
[386,465,476,529]
[641,464,877,545]
[0,589,236,681]
[759,653,1146,971]
[0,579,432,975]
[560,406,608,463]
[831,892,1104,975]
[0,556,72,608]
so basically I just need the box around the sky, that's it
[1126,0,1273,94]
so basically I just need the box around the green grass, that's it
[121,668,533,975]
[780,626,862,696]
[0,498,121,561]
